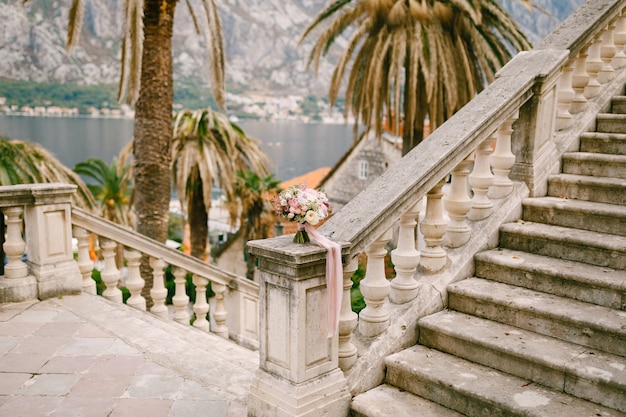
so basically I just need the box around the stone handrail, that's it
[0,184,259,349]
[71,207,239,288]
[319,49,566,257]
[247,1,626,416]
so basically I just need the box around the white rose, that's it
[304,210,320,225]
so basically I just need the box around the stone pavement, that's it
[0,293,259,417]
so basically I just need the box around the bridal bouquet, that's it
[273,184,331,243]
[273,184,342,338]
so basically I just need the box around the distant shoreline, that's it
[0,112,352,125]
[0,112,133,120]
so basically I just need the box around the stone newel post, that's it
[24,184,82,299]
[1,184,82,302]
[505,50,567,197]
[247,235,351,417]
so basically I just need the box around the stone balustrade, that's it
[248,0,626,415]
[0,187,260,350]
[2,2,626,415]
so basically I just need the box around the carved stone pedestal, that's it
[247,235,350,417]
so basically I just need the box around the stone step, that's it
[499,221,626,269]
[547,173,626,205]
[418,310,626,412]
[579,132,626,155]
[562,152,626,179]
[474,248,625,309]
[351,384,465,417]
[385,345,625,417]
[447,278,626,357]
[610,96,626,114]
[596,113,626,134]
[521,196,626,237]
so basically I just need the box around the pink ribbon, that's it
[299,223,342,338]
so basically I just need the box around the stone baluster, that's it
[585,35,603,98]
[124,249,146,311]
[211,282,229,338]
[149,257,168,319]
[571,48,590,114]
[390,201,422,304]
[468,135,496,221]
[358,229,392,338]
[598,23,616,84]
[443,154,474,248]
[73,226,96,294]
[555,61,575,130]
[172,267,190,325]
[419,180,448,273]
[3,206,28,279]
[338,257,358,371]
[192,275,210,331]
[489,112,518,199]
[99,237,123,303]
[613,10,626,69]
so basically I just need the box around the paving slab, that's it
[0,293,259,417]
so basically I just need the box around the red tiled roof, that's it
[280,167,332,190]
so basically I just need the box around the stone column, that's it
[0,205,37,302]
[571,48,590,114]
[125,249,146,311]
[73,226,96,294]
[585,35,603,99]
[598,22,616,84]
[23,184,82,299]
[247,235,350,417]
[468,135,496,221]
[443,155,473,248]
[419,180,448,273]
[612,10,626,69]
[555,61,574,130]
[338,257,358,371]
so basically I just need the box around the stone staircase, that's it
[351,95,626,416]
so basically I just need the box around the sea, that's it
[0,115,355,183]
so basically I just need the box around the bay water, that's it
[0,115,355,182]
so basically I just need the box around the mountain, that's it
[0,0,585,98]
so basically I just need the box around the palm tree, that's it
[171,108,272,261]
[74,157,133,269]
[74,157,133,227]
[63,0,225,243]
[0,135,96,210]
[232,170,281,280]
[0,135,97,275]
[301,0,535,155]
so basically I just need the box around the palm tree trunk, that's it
[188,177,209,261]
[245,249,256,280]
[134,0,177,305]
[402,62,427,156]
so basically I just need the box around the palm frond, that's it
[170,108,271,227]
[299,0,353,45]
[186,0,203,35]
[301,0,533,154]
[0,136,96,210]
[66,0,85,52]
[201,0,226,108]
[117,0,144,104]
